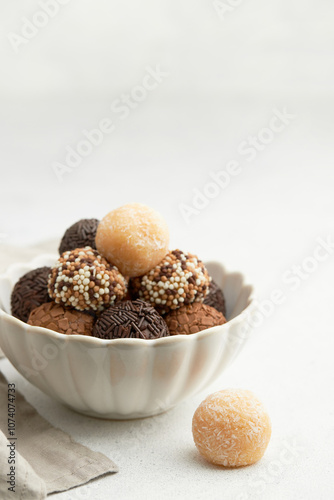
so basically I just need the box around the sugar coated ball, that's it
[28,302,94,336]
[192,389,271,467]
[48,247,127,312]
[95,203,169,277]
[165,302,226,335]
[130,249,211,314]
[11,267,51,322]
[59,218,99,254]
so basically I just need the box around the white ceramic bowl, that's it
[0,254,255,419]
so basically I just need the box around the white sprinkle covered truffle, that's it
[130,249,211,314]
[48,247,127,312]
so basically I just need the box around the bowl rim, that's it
[0,255,256,347]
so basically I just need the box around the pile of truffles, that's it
[11,203,228,339]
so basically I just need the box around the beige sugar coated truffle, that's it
[192,389,271,467]
[95,203,169,277]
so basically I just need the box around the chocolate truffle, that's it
[11,267,51,322]
[48,247,127,313]
[203,279,226,316]
[95,203,169,277]
[59,218,99,255]
[92,299,169,340]
[130,250,211,314]
[192,389,271,466]
[28,301,94,336]
[165,302,226,335]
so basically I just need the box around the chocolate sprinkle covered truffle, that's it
[165,302,226,335]
[130,249,211,314]
[28,301,94,336]
[203,279,226,317]
[59,218,99,255]
[92,299,169,340]
[48,247,127,312]
[11,267,51,322]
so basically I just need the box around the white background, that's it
[0,1,334,499]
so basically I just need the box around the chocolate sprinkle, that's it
[203,279,226,316]
[11,267,51,322]
[92,299,170,340]
[59,219,99,254]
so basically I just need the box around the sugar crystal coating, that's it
[11,267,51,322]
[59,218,99,254]
[28,301,94,336]
[48,247,127,312]
[192,389,271,467]
[165,302,226,335]
[130,249,211,314]
[92,299,169,339]
[95,203,169,277]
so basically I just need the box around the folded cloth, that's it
[0,372,118,498]
[0,428,46,500]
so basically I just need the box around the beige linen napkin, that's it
[0,242,118,498]
[0,372,118,499]
[0,426,46,500]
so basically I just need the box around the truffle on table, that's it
[130,249,211,315]
[11,267,51,323]
[92,299,169,340]
[59,218,99,255]
[48,247,127,313]
[28,301,94,336]
[164,302,226,335]
[203,279,226,317]
[192,389,272,466]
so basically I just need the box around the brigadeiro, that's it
[48,247,127,313]
[130,249,211,314]
[203,279,226,317]
[11,267,51,323]
[28,302,94,336]
[95,203,169,277]
[92,299,169,340]
[164,302,226,335]
[59,218,99,255]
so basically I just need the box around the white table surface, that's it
[1,1,334,498]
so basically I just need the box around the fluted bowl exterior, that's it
[0,255,255,419]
